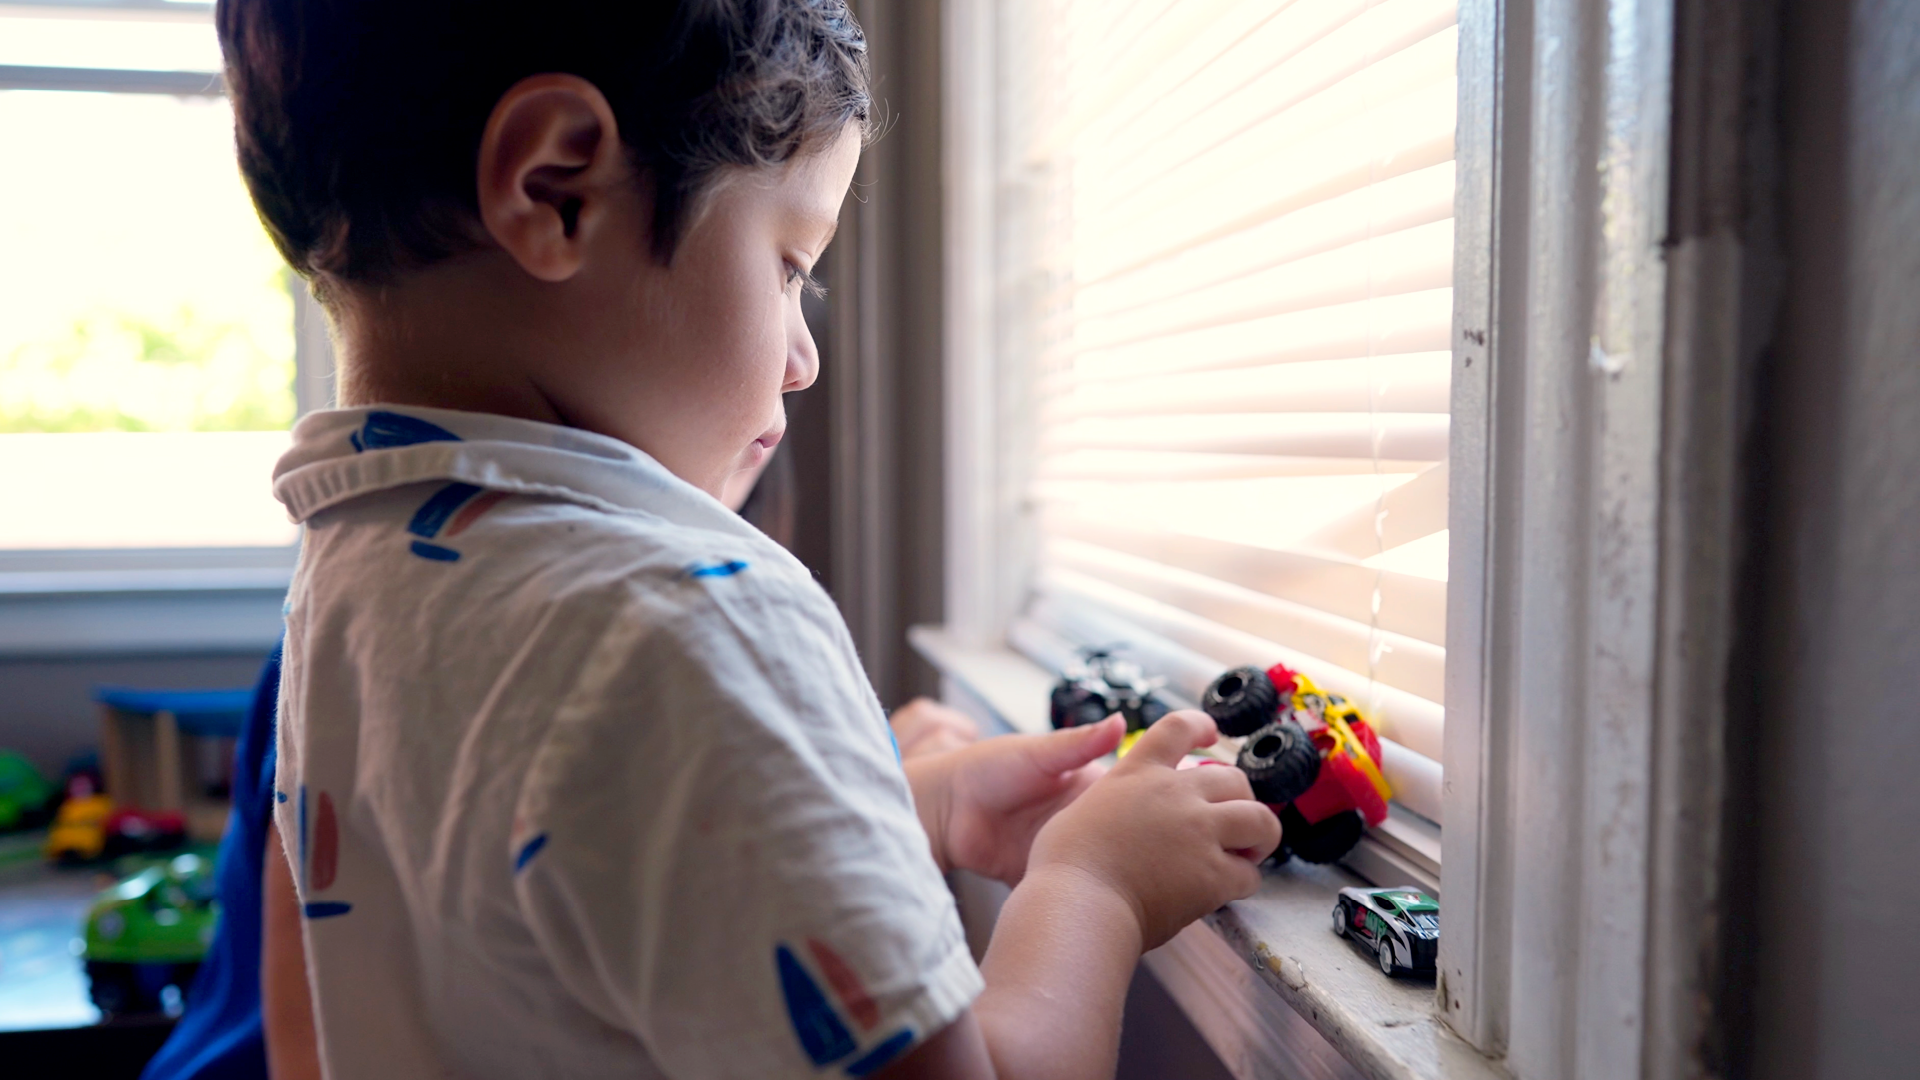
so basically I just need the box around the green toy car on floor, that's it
[0,751,56,831]
[83,852,219,1017]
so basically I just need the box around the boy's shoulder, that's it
[279,405,838,649]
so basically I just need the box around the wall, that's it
[0,651,271,781]
[1748,0,1920,1075]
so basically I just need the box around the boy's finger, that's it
[1118,710,1219,769]
[1187,761,1255,803]
[1022,715,1125,773]
[1215,801,1284,860]
[1214,851,1265,900]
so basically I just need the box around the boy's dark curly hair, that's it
[217,0,870,285]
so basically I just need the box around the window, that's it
[985,0,1457,851]
[0,1,312,556]
[947,0,1752,1070]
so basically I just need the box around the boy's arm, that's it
[885,713,1280,1080]
[263,821,323,1080]
[881,867,1142,1080]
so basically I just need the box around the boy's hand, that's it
[906,716,1124,884]
[1023,710,1281,951]
[889,697,981,759]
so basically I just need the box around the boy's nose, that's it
[787,328,821,392]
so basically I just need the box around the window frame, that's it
[940,0,1753,1075]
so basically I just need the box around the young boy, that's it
[225,2,1281,1077]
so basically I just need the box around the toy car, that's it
[1202,662,1394,864]
[45,792,116,862]
[45,797,188,863]
[1049,649,1172,733]
[83,852,218,1017]
[1332,885,1438,977]
[103,806,189,858]
[0,751,56,832]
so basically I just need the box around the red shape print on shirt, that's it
[445,490,511,537]
[806,938,879,1032]
[312,791,340,891]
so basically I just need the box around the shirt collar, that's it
[272,406,751,539]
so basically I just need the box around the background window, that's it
[0,2,300,553]
[996,0,1457,840]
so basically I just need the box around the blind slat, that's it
[1298,459,1449,558]
[1036,450,1438,481]
[1044,520,1449,646]
[1060,287,1454,383]
[1077,95,1456,282]
[1040,412,1450,461]
[1043,0,1374,165]
[1075,162,1456,317]
[1047,352,1451,422]
[1073,221,1455,353]
[1041,563,1447,703]
[1379,739,1442,823]
[1077,0,1459,213]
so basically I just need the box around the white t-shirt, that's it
[270,406,981,1080]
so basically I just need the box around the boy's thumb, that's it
[1024,715,1125,773]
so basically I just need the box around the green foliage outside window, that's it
[0,91,297,436]
[0,283,294,433]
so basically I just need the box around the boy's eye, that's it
[785,261,827,300]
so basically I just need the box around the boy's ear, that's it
[476,74,631,283]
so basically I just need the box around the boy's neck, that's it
[326,254,573,427]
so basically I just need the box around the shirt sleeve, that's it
[510,569,982,1080]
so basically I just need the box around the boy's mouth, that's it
[753,428,785,451]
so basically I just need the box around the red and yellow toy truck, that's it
[1201,662,1393,864]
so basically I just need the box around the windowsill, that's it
[0,548,291,658]
[907,626,1506,1080]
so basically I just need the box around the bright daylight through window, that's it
[0,5,298,551]
[1000,0,1456,845]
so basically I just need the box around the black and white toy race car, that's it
[1048,649,1172,733]
[1332,886,1439,977]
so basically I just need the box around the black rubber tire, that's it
[1050,683,1111,730]
[1202,666,1280,737]
[87,962,155,1018]
[170,963,201,1008]
[1128,694,1171,732]
[1237,721,1322,805]
[1278,804,1366,864]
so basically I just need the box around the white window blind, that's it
[1001,0,1457,826]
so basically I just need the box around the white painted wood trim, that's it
[940,0,999,649]
[1438,0,1508,1049]
[1438,0,1754,1075]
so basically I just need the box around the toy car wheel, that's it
[1202,667,1280,737]
[1049,684,1111,730]
[1332,902,1348,937]
[1378,937,1398,977]
[169,963,200,1008]
[1130,694,1170,732]
[1237,721,1322,805]
[87,961,152,1018]
[1278,804,1366,864]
